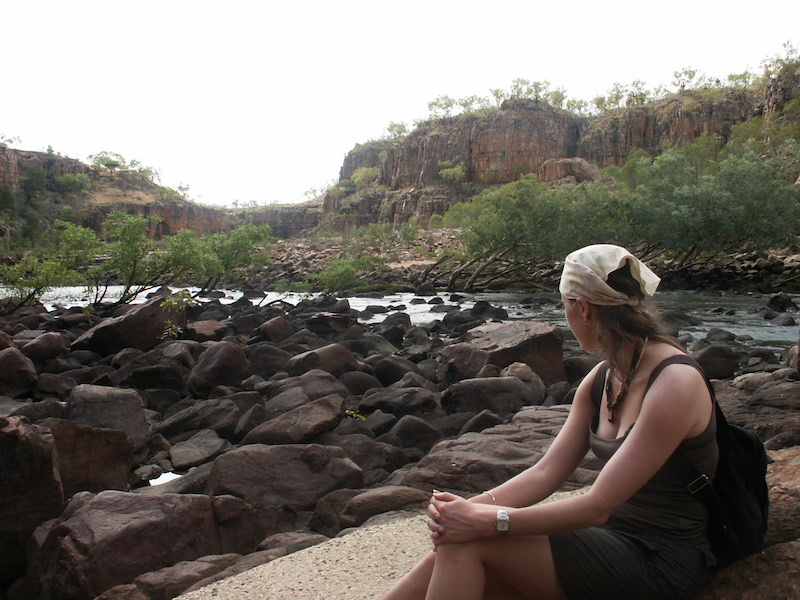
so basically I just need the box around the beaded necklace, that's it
[605,337,648,422]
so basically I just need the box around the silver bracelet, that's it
[483,490,498,505]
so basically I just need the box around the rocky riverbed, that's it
[1,288,799,600]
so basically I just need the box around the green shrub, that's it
[56,173,91,196]
[438,163,466,184]
[315,258,360,293]
[351,167,380,189]
[427,214,444,229]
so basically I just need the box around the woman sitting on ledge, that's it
[381,244,718,600]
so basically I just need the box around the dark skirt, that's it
[550,525,713,600]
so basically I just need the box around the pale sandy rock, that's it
[177,514,432,600]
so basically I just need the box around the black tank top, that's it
[589,355,719,540]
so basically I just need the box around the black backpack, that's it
[591,354,770,568]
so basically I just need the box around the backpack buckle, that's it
[687,474,710,494]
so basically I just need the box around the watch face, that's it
[495,510,510,535]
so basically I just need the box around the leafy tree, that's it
[99,212,219,303]
[427,214,445,229]
[0,255,82,307]
[712,151,799,250]
[760,40,800,79]
[592,95,609,113]
[604,149,653,192]
[385,121,409,139]
[0,134,21,147]
[673,67,699,92]
[566,98,589,115]
[508,78,550,101]
[314,258,360,293]
[490,88,509,106]
[548,182,635,253]
[0,220,96,306]
[200,224,273,292]
[102,211,159,302]
[625,80,649,106]
[0,183,16,214]
[456,95,491,114]
[547,88,567,108]
[428,95,457,118]
[88,151,128,172]
[442,199,483,228]
[454,175,566,289]
[622,145,800,262]
[21,165,49,198]
[723,101,800,168]
[49,220,102,268]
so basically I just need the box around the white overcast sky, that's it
[3,1,798,207]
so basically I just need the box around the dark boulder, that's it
[40,417,135,497]
[65,384,150,451]
[240,394,346,445]
[0,347,38,398]
[205,444,363,533]
[187,341,250,398]
[0,417,64,589]
[14,491,263,600]
[441,377,539,415]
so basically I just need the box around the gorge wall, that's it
[4,73,795,241]
[0,147,232,238]
[324,88,763,232]
[341,92,754,188]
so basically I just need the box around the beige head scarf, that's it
[559,244,660,306]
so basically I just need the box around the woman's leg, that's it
[381,536,563,600]
[380,551,436,600]
[425,535,563,600]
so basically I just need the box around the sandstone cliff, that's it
[364,91,755,190]
[0,146,232,238]
[309,89,758,233]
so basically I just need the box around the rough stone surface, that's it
[15,491,264,600]
[439,321,566,386]
[0,417,64,588]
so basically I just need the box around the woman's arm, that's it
[431,363,712,543]
[468,362,602,509]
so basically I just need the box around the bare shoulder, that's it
[643,352,713,429]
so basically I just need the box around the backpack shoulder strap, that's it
[590,361,608,409]
[650,355,724,504]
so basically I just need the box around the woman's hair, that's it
[595,262,680,375]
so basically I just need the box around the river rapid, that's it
[36,286,800,358]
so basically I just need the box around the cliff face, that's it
[0,147,92,189]
[578,92,753,167]
[0,147,231,238]
[375,92,753,190]
[311,91,758,233]
[382,99,582,188]
[77,200,232,238]
[249,203,324,239]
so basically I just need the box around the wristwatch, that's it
[495,509,510,537]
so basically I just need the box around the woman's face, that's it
[563,296,599,351]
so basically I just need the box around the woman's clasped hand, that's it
[427,491,497,547]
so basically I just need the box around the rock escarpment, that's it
[323,89,757,232]
[0,147,232,238]
[351,92,754,189]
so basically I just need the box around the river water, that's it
[35,286,800,357]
